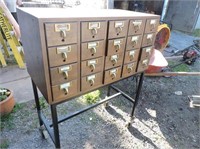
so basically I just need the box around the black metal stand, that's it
[31,72,144,148]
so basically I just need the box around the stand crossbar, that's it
[32,72,144,148]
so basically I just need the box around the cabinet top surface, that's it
[17,8,159,19]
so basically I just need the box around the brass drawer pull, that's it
[114,39,122,52]
[87,59,98,71]
[62,52,67,60]
[142,59,148,66]
[87,74,96,86]
[145,47,152,54]
[60,29,67,39]
[110,73,116,79]
[150,19,156,30]
[89,79,94,86]
[90,47,97,54]
[58,65,72,79]
[129,51,135,61]
[57,46,72,61]
[110,68,118,79]
[60,82,71,95]
[55,23,70,39]
[111,55,118,65]
[133,21,142,31]
[127,67,133,73]
[89,64,95,71]
[131,36,138,47]
[147,34,153,44]
[88,42,99,55]
[91,28,97,36]
[63,71,68,79]
[115,21,124,34]
[89,22,100,36]
[127,63,134,73]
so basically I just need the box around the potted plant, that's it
[0,88,15,116]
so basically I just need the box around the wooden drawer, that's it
[81,21,107,42]
[45,22,77,47]
[108,20,128,39]
[81,72,103,92]
[104,66,122,84]
[81,40,105,60]
[107,38,126,56]
[52,79,78,102]
[122,62,137,78]
[48,44,78,67]
[50,63,78,86]
[105,53,123,70]
[137,59,149,72]
[81,57,104,76]
[124,49,140,64]
[145,19,159,33]
[140,46,153,60]
[142,33,156,47]
[128,19,145,35]
[126,35,142,49]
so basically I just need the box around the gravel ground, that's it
[0,57,199,149]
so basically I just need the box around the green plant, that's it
[0,103,23,130]
[192,29,200,37]
[168,61,189,72]
[39,97,48,109]
[82,90,100,104]
[0,139,9,149]
[0,88,10,102]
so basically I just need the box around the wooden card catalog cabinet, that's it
[17,8,159,104]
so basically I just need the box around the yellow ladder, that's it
[0,8,25,68]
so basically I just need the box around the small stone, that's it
[175,91,183,95]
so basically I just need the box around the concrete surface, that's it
[0,30,199,103]
[0,65,42,103]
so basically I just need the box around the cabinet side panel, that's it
[17,9,51,102]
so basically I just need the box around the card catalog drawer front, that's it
[81,40,105,60]
[45,22,77,47]
[142,33,156,47]
[107,38,126,56]
[145,19,159,33]
[108,20,128,39]
[124,49,140,64]
[128,19,145,35]
[105,53,123,70]
[48,44,78,67]
[50,63,78,86]
[81,21,107,42]
[140,46,153,60]
[137,59,149,72]
[52,80,78,102]
[122,62,137,78]
[126,35,142,50]
[81,57,104,76]
[81,72,103,92]
[104,67,122,84]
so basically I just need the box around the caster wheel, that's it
[103,101,110,108]
[39,125,49,139]
[125,122,131,128]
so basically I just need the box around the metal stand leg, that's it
[104,85,111,108]
[51,105,61,149]
[128,72,144,126]
[107,85,111,97]
[31,79,43,126]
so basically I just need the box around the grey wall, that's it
[165,0,200,32]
